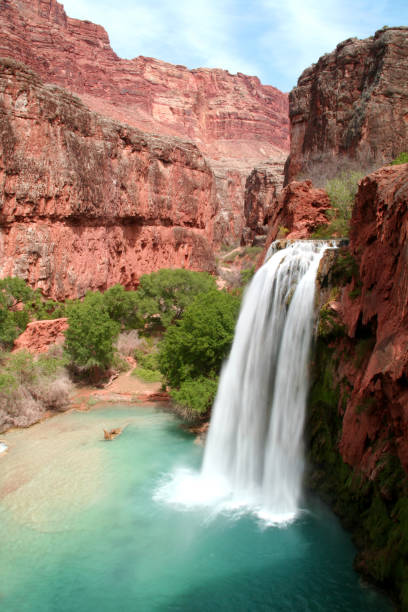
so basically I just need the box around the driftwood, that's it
[103,427,122,441]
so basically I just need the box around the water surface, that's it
[0,406,392,611]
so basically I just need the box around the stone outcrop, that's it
[241,160,285,245]
[0,0,289,244]
[0,59,216,298]
[259,180,330,258]
[286,27,408,182]
[13,317,68,353]
[308,164,408,607]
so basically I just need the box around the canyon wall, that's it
[241,160,285,245]
[286,27,408,182]
[308,164,408,607]
[0,59,216,299]
[0,0,289,244]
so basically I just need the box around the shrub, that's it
[158,290,240,388]
[131,367,163,382]
[170,376,218,417]
[313,170,365,238]
[116,330,145,356]
[0,349,72,432]
[391,152,408,165]
[134,349,160,371]
[240,266,255,286]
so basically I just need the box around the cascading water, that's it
[201,240,327,522]
[157,240,327,524]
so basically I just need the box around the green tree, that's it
[135,269,217,329]
[101,284,140,328]
[65,293,120,373]
[158,289,240,388]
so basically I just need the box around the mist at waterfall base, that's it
[158,241,327,524]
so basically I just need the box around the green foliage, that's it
[65,292,120,372]
[312,170,365,238]
[0,277,68,349]
[100,284,140,328]
[135,269,217,330]
[391,152,408,165]
[240,266,255,286]
[330,249,360,286]
[131,367,163,382]
[134,348,160,371]
[158,290,240,388]
[277,225,290,238]
[170,376,219,415]
[317,304,346,340]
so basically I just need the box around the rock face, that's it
[0,59,216,298]
[0,0,289,244]
[241,161,285,245]
[340,164,408,474]
[259,180,330,257]
[13,317,68,353]
[308,164,408,606]
[286,27,408,182]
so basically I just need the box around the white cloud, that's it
[61,0,261,76]
[258,0,392,88]
[60,0,408,91]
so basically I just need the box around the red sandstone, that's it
[0,0,289,245]
[13,317,68,353]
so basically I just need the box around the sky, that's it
[61,0,407,92]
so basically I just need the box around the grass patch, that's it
[131,367,162,382]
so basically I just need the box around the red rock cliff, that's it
[286,27,408,182]
[0,0,289,243]
[309,164,408,605]
[339,164,408,474]
[0,59,216,299]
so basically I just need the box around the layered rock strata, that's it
[308,164,408,608]
[0,0,289,243]
[0,59,216,299]
[286,27,408,182]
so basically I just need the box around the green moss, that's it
[330,250,359,286]
[317,304,346,340]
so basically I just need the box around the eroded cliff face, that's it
[0,0,289,244]
[0,59,216,299]
[241,161,285,245]
[286,27,408,182]
[308,164,408,607]
[260,180,330,252]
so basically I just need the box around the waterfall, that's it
[201,240,327,522]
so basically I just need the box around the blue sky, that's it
[61,0,407,91]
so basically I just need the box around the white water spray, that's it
[201,240,327,522]
[156,240,327,524]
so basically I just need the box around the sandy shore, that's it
[69,367,168,412]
